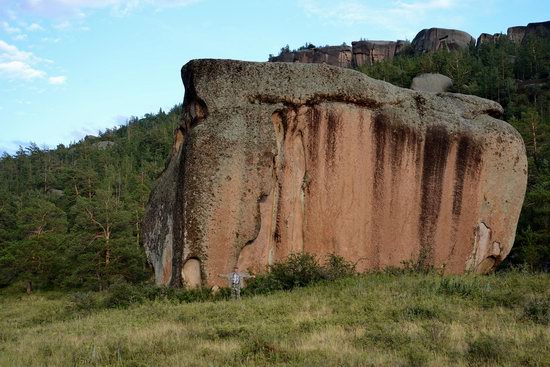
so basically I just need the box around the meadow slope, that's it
[1,272,549,366]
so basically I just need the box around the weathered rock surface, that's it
[523,21,550,41]
[143,59,527,287]
[411,28,475,54]
[476,33,502,46]
[411,73,453,93]
[507,26,527,44]
[351,41,398,67]
[270,46,352,68]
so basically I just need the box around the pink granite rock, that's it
[143,60,527,287]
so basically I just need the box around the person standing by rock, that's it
[219,266,255,300]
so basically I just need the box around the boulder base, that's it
[143,59,527,287]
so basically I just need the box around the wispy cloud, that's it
[48,75,66,85]
[10,0,201,18]
[0,39,66,83]
[1,21,21,34]
[27,22,44,31]
[298,0,468,39]
[0,39,34,62]
[0,60,45,79]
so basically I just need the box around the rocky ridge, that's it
[270,21,549,69]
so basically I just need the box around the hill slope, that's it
[1,272,549,366]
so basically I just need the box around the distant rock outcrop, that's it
[504,21,550,44]
[477,33,502,46]
[143,59,527,287]
[410,73,453,93]
[268,21,549,68]
[523,21,550,40]
[270,45,352,68]
[411,28,475,54]
[351,41,395,67]
[271,41,410,69]
[507,26,526,44]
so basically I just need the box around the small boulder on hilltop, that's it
[411,73,453,93]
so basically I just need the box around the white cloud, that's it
[27,22,44,31]
[41,37,60,43]
[1,21,22,34]
[53,20,71,30]
[0,60,45,79]
[0,39,63,83]
[0,39,33,61]
[1,21,28,41]
[48,75,66,85]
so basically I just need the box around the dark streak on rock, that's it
[452,134,484,217]
[373,113,389,200]
[325,110,341,167]
[272,111,287,246]
[419,125,451,261]
[307,106,322,171]
[414,94,427,118]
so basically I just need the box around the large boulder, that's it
[411,73,453,93]
[143,59,527,287]
[411,28,475,53]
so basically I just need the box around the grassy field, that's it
[1,271,549,366]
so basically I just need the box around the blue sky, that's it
[0,0,548,155]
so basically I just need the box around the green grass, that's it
[1,271,549,366]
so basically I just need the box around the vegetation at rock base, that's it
[1,271,549,366]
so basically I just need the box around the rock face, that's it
[411,28,475,54]
[411,73,453,93]
[351,41,398,67]
[143,59,527,287]
[270,46,352,68]
[507,26,527,44]
[477,33,502,46]
[270,42,409,69]
[523,21,550,41]
[505,22,550,44]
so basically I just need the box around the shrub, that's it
[437,277,481,298]
[401,245,434,274]
[103,281,145,308]
[400,305,440,321]
[322,254,356,281]
[245,252,357,295]
[67,291,101,312]
[468,334,508,364]
[467,333,508,364]
[522,295,550,325]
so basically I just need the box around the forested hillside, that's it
[0,106,179,290]
[359,33,550,270]
[1,31,549,293]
